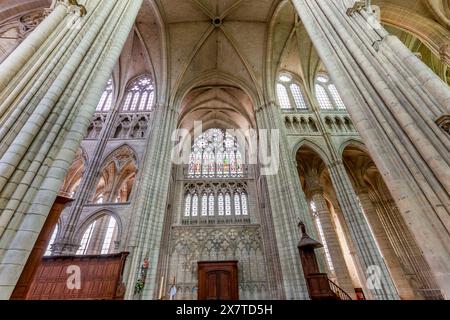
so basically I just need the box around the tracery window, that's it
[76,215,119,255]
[192,194,198,217]
[208,193,215,216]
[276,73,309,110]
[310,201,335,274]
[201,193,208,216]
[101,217,118,254]
[184,184,249,220]
[241,193,248,216]
[234,192,241,216]
[225,193,232,216]
[77,221,96,255]
[184,194,191,217]
[315,75,346,111]
[44,224,58,256]
[218,193,225,216]
[96,79,114,112]
[188,129,243,178]
[122,75,155,112]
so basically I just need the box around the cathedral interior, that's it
[0,0,449,301]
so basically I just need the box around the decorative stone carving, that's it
[0,9,47,41]
[167,226,269,300]
[113,113,151,139]
[436,114,450,134]
[86,114,107,139]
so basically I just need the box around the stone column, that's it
[255,102,318,299]
[292,0,450,298]
[368,179,443,300]
[357,188,417,300]
[309,188,356,298]
[328,161,399,300]
[0,2,66,93]
[0,0,143,299]
[123,105,179,300]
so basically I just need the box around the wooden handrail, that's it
[328,279,352,300]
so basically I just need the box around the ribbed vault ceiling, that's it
[156,0,278,102]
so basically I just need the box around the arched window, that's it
[188,129,243,178]
[241,193,248,216]
[122,75,155,112]
[234,192,241,216]
[218,192,225,216]
[192,194,198,217]
[208,193,215,216]
[76,215,119,256]
[184,194,192,217]
[276,73,309,110]
[101,216,118,254]
[77,220,96,255]
[201,193,208,216]
[225,193,232,216]
[315,75,346,111]
[310,201,335,274]
[96,79,114,112]
[44,224,58,256]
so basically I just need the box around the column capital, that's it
[56,0,87,17]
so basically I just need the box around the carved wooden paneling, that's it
[26,252,128,300]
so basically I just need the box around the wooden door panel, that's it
[198,261,238,300]
[206,272,217,300]
[218,271,231,300]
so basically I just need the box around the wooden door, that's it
[198,261,239,300]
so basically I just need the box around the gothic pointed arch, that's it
[93,145,138,204]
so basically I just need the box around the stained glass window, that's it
[218,193,225,216]
[96,79,113,112]
[183,188,249,219]
[276,73,309,111]
[188,129,243,178]
[122,75,155,112]
[101,217,117,254]
[192,194,198,217]
[201,193,208,216]
[315,84,333,109]
[315,75,346,111]
[329,84,346,110]
[234,192,241,216]
[241,193,248,216]
[225,193,232,216]
[277,83,291,109]
[291,84,308,110]
[184,194,191,217]
[208,193,215,216]
[77,221,96,255]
